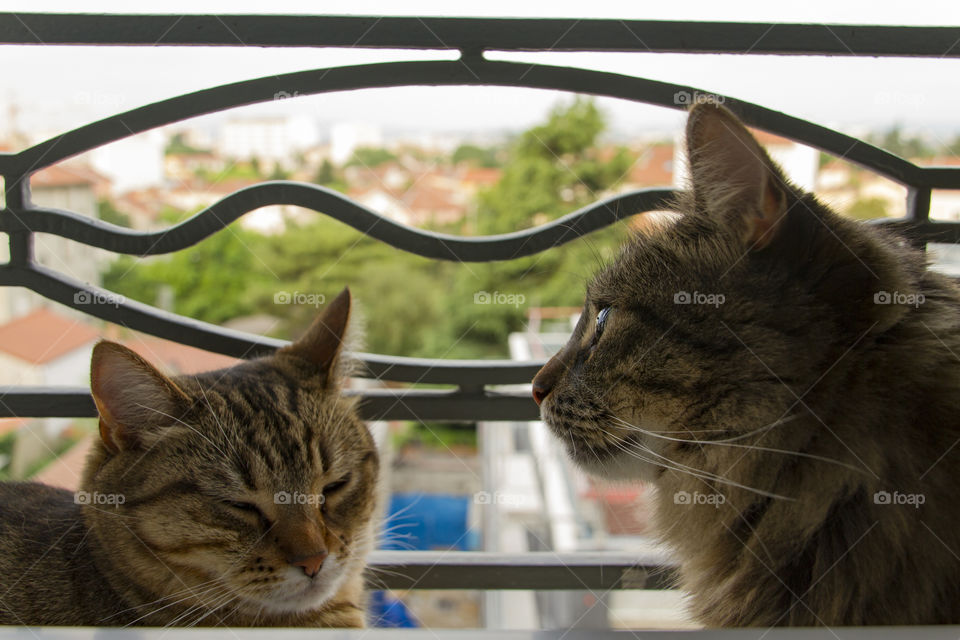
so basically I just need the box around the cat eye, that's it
[225,500,262,515]
[594,307,611,340]
[323,475,351,495]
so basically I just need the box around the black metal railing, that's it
[1,14,959,593]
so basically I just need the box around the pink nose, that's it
[290,551,328,578]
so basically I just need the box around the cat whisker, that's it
[627,437,795,501]
[593,423,794,500]
[608,415,868,475]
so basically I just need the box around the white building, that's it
[0,308,99,478]
[90,130,166,193]
[330,122,383,165]
[218,116,319,165]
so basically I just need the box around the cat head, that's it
[532,104,924,482]
[82,288,379,622]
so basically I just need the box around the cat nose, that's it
[532,380,551,406]
[290,550,328,578]
[532,355,562,405]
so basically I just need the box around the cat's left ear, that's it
[686,103,788,249]
[279,287,351,382]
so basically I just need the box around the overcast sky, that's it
[2,1,960,150]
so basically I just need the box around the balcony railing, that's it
[1,13,959,634]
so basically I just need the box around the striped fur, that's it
[0,288,380,627]
[534,105,960,625]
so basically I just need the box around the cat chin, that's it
[242,555,348,616]
[573,447,661,483]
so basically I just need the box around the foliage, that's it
[452,144,501,168]
[476,97,632,235]
[103,225,271,324]
[347,147,397,168]
[392,422,478,450]
[313,159,349,193]
[97,198,130,227]
[868,124,933,159]
[845,197,889,221]
[99,98,633,359]
[165,133,209,156]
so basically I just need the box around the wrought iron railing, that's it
[1,13,959,599]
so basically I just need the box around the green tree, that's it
[97,198,130,227]
[476,97,632,234]
[452,144,501,168]
[870,124,932,159]
[347,147,397,168]
[313,159,348,192]
[98,97,634,359]
[846,197,889,221]
[103,227,270,324]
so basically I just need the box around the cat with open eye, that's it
[533,104,960,626]
[0,288,380,627]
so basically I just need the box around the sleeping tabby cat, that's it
[533,104,960,625]
[0,288,379,627]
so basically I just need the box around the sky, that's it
[2,1,960,149]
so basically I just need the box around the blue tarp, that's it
[370,492,477,627]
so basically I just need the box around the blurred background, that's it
[1,0,958,629]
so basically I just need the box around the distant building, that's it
[219,116,319,167]
[89,129,166,193]
[330,122,383,165]
[0,308,99,478]
[0,161,107,323]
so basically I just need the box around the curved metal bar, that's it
[6,59,951,191]
[0,263,546,385]
[6,185,674,260]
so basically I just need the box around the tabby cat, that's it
[533,104,960,625]
[0,288,379,627]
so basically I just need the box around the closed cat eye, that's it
[225,500,262,515]
[323,475,352,495]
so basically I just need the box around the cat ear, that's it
[686,103,788,249]
[279,287,351,380]
[90,341,190,453]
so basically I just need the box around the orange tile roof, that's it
[0,309,99,365]
[461,167,501,186]
[914,156,960,167]
[749,128,795,147]
[0,417,28,436]
[121,334,239,375]
[629,144,675,185]
[34,435,91,491]
[32,163,108,188]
